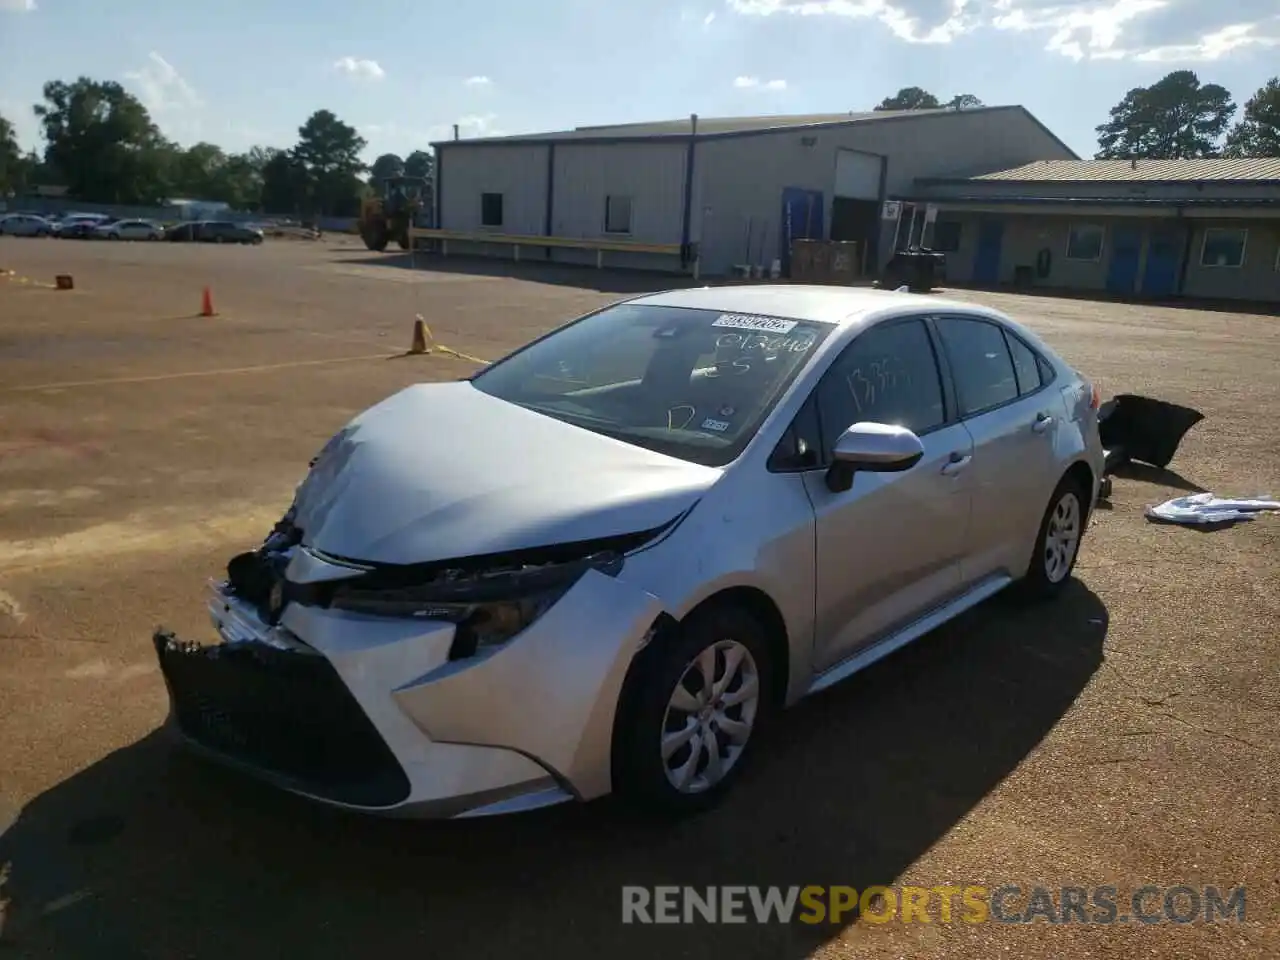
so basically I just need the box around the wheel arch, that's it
[1063,458,1096,519]
[608,584,791,796]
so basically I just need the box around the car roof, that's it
[629,284,1007,330]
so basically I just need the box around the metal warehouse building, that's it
[428,106,1077,279]
[909,158,1280,303]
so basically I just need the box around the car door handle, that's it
[1032,413,1055,434]
[940,452,972,476]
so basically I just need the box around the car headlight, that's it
[327,550,623,660]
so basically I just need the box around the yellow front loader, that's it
[359,175,430,251]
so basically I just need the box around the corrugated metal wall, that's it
[438,143,550,257]
[692,108,1076,276]
[548,142,686,268]
[433,109,1076,276]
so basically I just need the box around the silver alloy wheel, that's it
[660,639,760,794]
[1044,490,1082,584]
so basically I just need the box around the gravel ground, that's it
[0,236,1276,960]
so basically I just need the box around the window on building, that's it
[931,220,962,253]
[480,192,504,228]
[604,195,633,234]
[1200,228,1247,268]
[1065,223,1105,262]
[936,317,1019,417]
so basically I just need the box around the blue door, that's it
[1106,225,1142,294]
[780,187,825,276]
[1141,227,1181,298]
[972,219,1003,284]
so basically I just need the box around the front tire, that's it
[614,604,773,817]
[1018,474,1087,601]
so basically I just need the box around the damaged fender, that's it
[391,569,665,802]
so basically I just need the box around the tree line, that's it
[875,72,1280,159]
[0,76,435,216]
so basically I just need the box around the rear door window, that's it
[1004,332,1043,396]
[936,317,1019,417]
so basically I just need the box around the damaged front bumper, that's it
[153,550,665,818]
[1095,393,1204,500]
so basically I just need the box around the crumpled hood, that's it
[291,381,721,565]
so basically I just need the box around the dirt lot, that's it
[0,236,1276,959]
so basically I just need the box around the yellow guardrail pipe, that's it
[406,227,694,275]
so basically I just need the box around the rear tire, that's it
[613,604,773,818]
[1017,474,1087,601]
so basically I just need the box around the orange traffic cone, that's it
[409,317,429,354]
[200,286,215,317]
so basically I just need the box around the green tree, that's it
[946,94,983,110]
[1224,77,1280,157]
[34,77,173,203]
[260,148,309,215]
[874,87,941,111]
[0,113,24,195]
[368,152,404,186]
[403,149,433,181]
[175,141,228,198]
[1095,70,1236,159]
[292,109,367,216]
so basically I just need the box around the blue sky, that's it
[1,0,1278,164]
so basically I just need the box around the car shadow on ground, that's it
[0,581,1107,960]
[328,250,705,295]
[1110,462,1206,493]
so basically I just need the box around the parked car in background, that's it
[54,215,112,240]
[0,214,54,237]
[203,220,264,244]
[166,220,263,244]
[93,219,165,241]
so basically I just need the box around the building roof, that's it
[432,105,1075,155]
[920,196,1280,209]
[956,158,1280,183]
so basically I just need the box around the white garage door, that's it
[834,149,882,200]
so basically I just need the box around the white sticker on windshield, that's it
[711,313,798,334]
[701,418,731,432]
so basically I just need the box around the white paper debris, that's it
[1145,492,1280,525]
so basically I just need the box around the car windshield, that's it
[470,302,834,467]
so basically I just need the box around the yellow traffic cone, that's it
[409,317,429,354]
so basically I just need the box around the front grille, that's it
[153,630,411,808]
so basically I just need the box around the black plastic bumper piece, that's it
[152,630,411,808]
[1098,394,1204,473]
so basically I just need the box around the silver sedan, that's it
[153,286,1105,818]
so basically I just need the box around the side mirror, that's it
[826,422,925,493]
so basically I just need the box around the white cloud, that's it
[679,7,718,28]
[728,0,1280,59]
[1135,22,1280,61]
[123,52,202,114]
[727,0,974,44]
[734,76,788,90]
[464,75,491,86]
[0,0,36,11]
[333,56,385,80]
